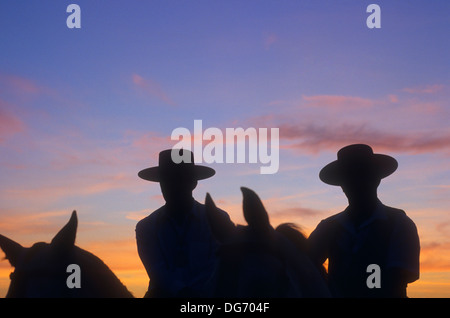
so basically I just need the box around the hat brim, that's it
[138,165,216,182]
[319,154,398,186]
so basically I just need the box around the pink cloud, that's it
[0,73,41,95]
[402,84,444,94]
[263,32,278,49]
[246,89,449,157]
[272,206,324,220]
[31,128,171,172]
[0,171,143,212]
[0,209,73,236]
[302,95,375,109]
[0,100,26,142]
[388,94,399,103]
[132,73,177,106]
[245,107,450,156]
[405,101,443,115]
[278,122,450,155]
[0,73,53,102]
[0,128,175,209]
[128,131,172,153]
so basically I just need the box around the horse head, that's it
[0,211,132,298]
[205,187,330,298]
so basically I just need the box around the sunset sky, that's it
[0,0,449,297]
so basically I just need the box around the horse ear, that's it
[241,187,271,230]
[0,234,24,267]
[51,210,78,249]
[205,193,234,243]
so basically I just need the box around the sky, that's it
[0,0,449,297]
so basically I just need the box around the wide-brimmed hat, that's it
[138,149,216,182]
[319,144,398,186]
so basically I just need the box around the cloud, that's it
[0,73,42,95]
[273,206,324,220]
[0,128,173,211]
[0,100,26,143]
[126,131,172,156]
[0,173,138,208]
[125,209,151,222]
[302,95,375,109]
[402,84,444,94]
[436,221,450,237]
[278,122,450,155]
[0,209,72,236]
[0,73,54,108]
[37,129,170,172]
[0,72,90,138]
[132,73,177,106]
[263,32,278,49]
[388,94,399,103]
[420,241,450,272]
[245,90,450,157]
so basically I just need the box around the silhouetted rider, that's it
[308,144,420,297]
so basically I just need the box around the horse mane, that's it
[275,222,328,280]
[72,246,133,298]
[275,223,308,253]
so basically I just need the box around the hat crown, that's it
[138,148,215,182]
[158,149,195,168]
[337,144,374,163]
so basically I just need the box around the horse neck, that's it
[73,247,133,298]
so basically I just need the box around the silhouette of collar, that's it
[338,200,388,234]
[162,200,202,223]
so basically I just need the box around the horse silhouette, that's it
[0,211,133,297]
[275,223,328,280]
[205,187,330,297]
